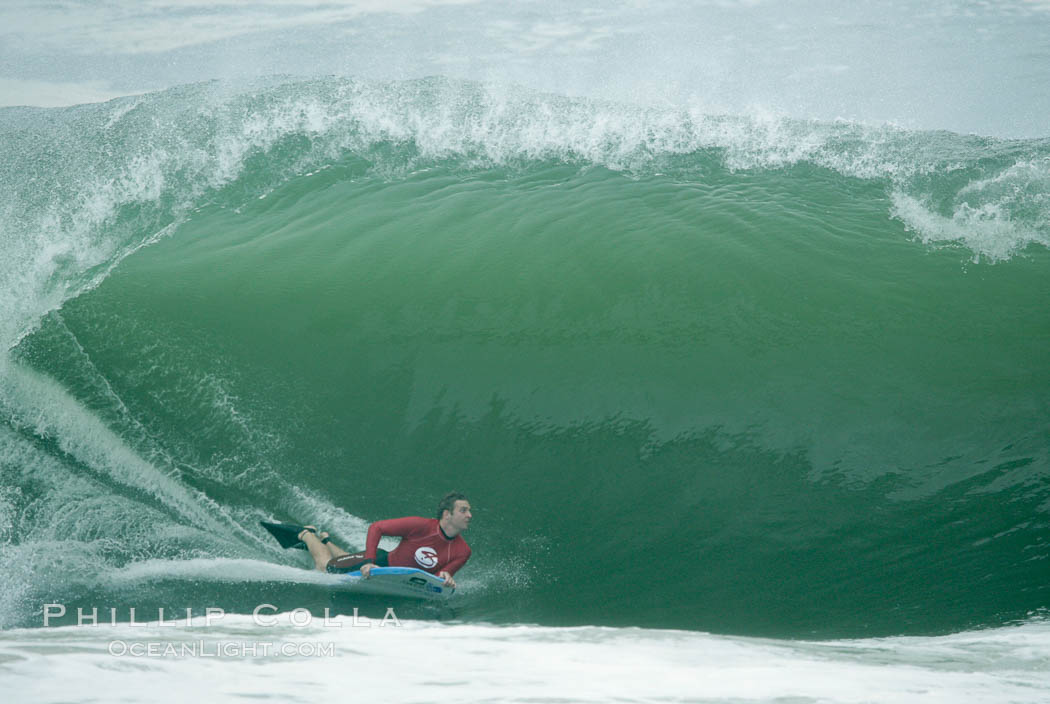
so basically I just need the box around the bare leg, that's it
[318,532,348,559]
[299,528,332,572]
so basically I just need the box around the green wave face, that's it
[2,78,1048,636]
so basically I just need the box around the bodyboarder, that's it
[295,492,472,588]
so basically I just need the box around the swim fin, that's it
[261,521,309,550]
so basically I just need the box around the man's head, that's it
[437,491,471,535]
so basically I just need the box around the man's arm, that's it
[363,516,431,559]
[360,517,432,576]
[436,546,471,586]
[443,553,470,576]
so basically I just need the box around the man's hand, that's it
[360,562,376,578]
[438,571,456,588]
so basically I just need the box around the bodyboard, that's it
[332,566,454,600]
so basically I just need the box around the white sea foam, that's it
[891,187,1050,263]
[0,616,1047,703]
[103,557,339,587]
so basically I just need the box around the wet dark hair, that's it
[437,492,468,519]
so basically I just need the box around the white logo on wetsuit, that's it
[414,547,438,569]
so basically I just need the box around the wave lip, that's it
[2,76,1049,354]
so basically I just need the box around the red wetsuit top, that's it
[365,517,471,576]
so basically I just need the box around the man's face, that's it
[447,500,472,532]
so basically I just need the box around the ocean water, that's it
[1,1,1049,702]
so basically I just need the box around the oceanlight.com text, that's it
[108,640,336,658]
